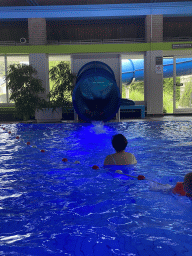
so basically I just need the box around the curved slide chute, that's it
[72,61,121,122]
[122,58,192,85]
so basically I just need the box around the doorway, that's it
[163,56,192,114]
[173,57,192,113]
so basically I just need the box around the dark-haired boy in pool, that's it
[172,172,192,198]
[104,134,137,165]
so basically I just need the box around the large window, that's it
[164,17,192,40]
[121,56,144,102]
[47,18,145,42]
[0,56,6,103]
[49,54,72,103]
[0,55,29,104]
[0,19,28,43]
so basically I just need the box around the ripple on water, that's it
[0,122,192,256]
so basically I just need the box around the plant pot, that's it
[35,107,62,123]
[23,114,30,121]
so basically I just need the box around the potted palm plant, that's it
[6,64,45,121]
[35,61,76,123]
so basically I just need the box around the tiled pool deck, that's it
[1,115,192,124]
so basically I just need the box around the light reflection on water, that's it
[0,121,192,255]
[0,233,32,244]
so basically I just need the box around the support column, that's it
[144,15,163,115]
[144,51,163,115]
[28,18,47,45]
[145,15,163,43]
[28,18,49,100]
[29,54,49,100]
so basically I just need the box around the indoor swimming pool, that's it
[0,120,192,256]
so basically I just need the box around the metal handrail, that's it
[47,38,145,45]
[164,37,192,42]
[1,37,192,46]
[0,41,16,45]
[0,41,30,46]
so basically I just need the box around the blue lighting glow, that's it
[0,2,192,19]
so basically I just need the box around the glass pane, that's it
[175,58,192,110]
[0,56,6,103]
[163,57,174,114]
[122,58,144,101]
[7,55,29,67]
[49,54,71,102]
[7,55,29,103]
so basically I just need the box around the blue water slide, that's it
[72,58,192,122]
[122,58,192,84]
[72,61,121,122]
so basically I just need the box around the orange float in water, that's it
[92,165,99,170]
[62,158,68,162]
[172,182,186,196]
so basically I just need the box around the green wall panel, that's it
[0,42,191,54]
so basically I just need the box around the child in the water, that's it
[173,172,192,198]
[146,172,192,199]
[104,134,137,166]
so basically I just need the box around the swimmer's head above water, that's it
[172,172,192,198]
[112,134,128,153]
[183,172,192,197]
[104,134,137,165]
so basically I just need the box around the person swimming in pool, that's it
[152,172,192,198]
[172,172,192,198]
[104,134,137,165]
[183,172,192,197]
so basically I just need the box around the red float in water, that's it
[62,158,68,162]
[138,175,145,180]
[27,142,30,145]
[41,149,45,153]
[16,136,19,139]
[92,165,99,170]
[8,131,11,134]
[3,128,5,130]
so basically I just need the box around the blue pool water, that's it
[0,120,192,256]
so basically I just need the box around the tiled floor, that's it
[122,115,192,122]
[1,115,192,124]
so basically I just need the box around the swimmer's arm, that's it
[104,155,113,165]
[132,154,137,164]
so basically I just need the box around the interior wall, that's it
[29,53,49,100]
[144,50,163,114]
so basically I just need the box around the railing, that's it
[0,41,30,46]
[1,37,192,47]
[102,38,145,43]
[47,38,145,45]
[0,38,145,46]
[0,39,145,46]
[164,37,192,42]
